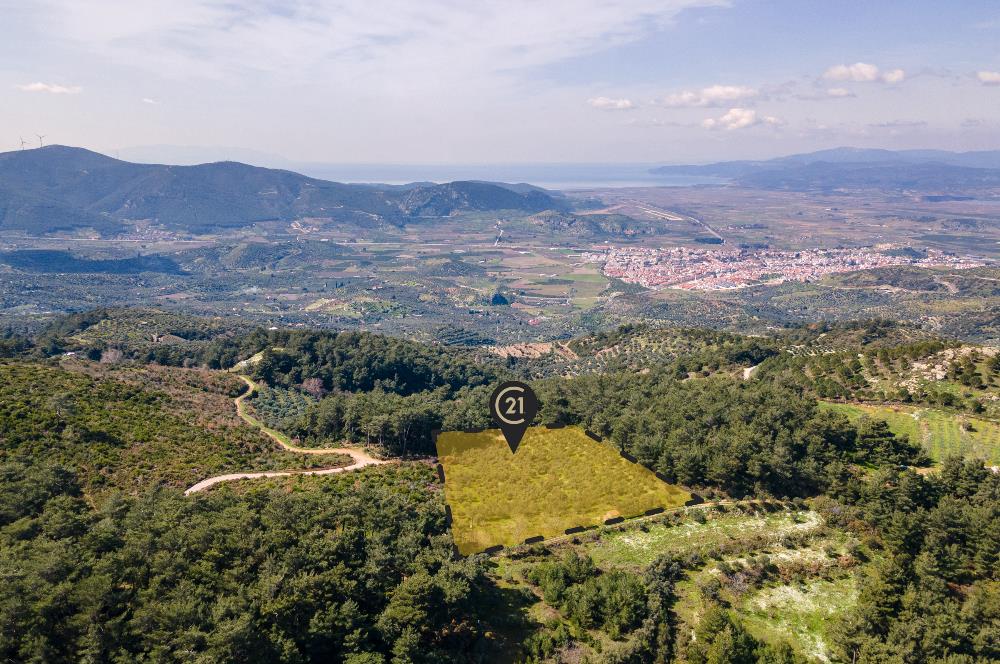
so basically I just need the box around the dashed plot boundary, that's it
[434,425,698,556]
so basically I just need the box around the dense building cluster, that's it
[585,244,986,290]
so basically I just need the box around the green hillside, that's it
[0,360,349,496]
[820,401,1000,465]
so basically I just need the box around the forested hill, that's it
[0,145,565,234]
[2,310,999,661]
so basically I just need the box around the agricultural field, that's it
[6,217,1000,345]
[569,186,1000,259]
[435,426,689,554]
[820,401,1000,465]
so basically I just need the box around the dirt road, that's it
[184,375,387,495]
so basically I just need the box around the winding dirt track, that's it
[184,376,387,495]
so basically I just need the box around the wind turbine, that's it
[36,134,45,148]
[19,137,27,150]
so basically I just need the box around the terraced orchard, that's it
[820,401,1000,465]
[583,508,824,569]
[666,509,860,663]
[436,426,689,554]
[498,503,860,663]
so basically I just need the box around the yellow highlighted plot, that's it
[436,426,689,555]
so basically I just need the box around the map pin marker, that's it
[490,381,538,453]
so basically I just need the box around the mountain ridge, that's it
[0,145,565,235]
[650,146,1000,191]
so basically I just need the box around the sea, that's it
[292,162,725,191]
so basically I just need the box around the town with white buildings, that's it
[584,245,986,291]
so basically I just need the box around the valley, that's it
[6,3,1000,660]
[1,145,1000,663]
[3,147,999,349]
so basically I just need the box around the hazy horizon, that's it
[11,140,1000,189]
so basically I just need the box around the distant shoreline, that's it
[293,163,728,190]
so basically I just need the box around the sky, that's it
[2,0,1000,165]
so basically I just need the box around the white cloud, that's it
[977,70,1000,85]
[17,81,82,94]
[141,97,158,104]
[588,96,635,110]
[625,117,689,128]
[663,84,757,107]
[701,107,781,130]
[826,87,854,98]
[0,0,743,162]
[17,0,729,87]
[824,62,881,82]
[881,68,906,84]
[869,119,927,129]
[823,63,904,84]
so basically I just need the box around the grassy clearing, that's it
[584,510,823,569]
[571,296,601,311]
[820,401,1000,464]
[436,426,689,555]
[740,576,857,663]
[565,271,607,284]
[658,513,857,663]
